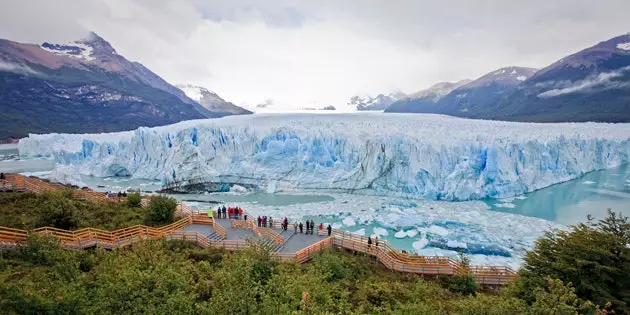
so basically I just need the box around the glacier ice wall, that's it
[18,113,630,201]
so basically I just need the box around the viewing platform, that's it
[0,174,517,286]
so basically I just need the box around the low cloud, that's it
[538,66,630,98]
[0,60,41,76]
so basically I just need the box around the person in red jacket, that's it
[318,223,323,233]
[238,207,243,220]
[228,207,233,219]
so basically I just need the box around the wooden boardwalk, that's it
[0,174,517,286]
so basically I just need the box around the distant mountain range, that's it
[386,33,630,122]
[0,32,248,140]
[348,92,406,111]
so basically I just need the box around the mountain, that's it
[0,32,221,139]
[477,33,630,122]
[385,80,471,113]
[431,66,537,117]
[176,84,251,116]
[349,92,406,111]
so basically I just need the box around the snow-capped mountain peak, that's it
[175,84,251,116]
[349,92,406,111]
[463,66,537,89]
[41,40,96,61]
[40,32,119,62]
[176,84,216,102]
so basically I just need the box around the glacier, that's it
[18,113,630,201]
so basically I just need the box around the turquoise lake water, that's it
[486,163,630,225]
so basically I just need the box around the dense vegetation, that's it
[514,210,630,313]
[0,191,177,230]
[1,191,628,314]
[0,237,599,315]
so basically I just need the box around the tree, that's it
[449,252,478,296]
[38,190,83,229]
[145,195,177,226]
[126,192,142,208]
[518,211,630,313]
[529,278,597,315]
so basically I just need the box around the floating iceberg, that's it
[18,113,630,201]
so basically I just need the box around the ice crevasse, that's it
[18,113,630,201]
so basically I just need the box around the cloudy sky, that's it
[1,0,630,110]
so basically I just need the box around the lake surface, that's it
[487,163,630,225]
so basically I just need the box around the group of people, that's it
[366,236,380,249]
[292,220,333,236]
[208,205,337,237]
[211,205,244,220]
[257,216,274,227]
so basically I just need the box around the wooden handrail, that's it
[256,227,285,245]
[1,174,516,285]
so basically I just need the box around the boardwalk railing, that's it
[213,220,228,239]
[295,237,333,263]
[256,227,285,245]
[1,174,517,285]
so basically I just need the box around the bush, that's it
[38,190,83,229]
[448,252,478,295]
[126,192,142,207]
[145,195,177,226]
[517,210,630,313]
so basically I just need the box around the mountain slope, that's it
[176,84,251,116]
[434,66,537,117]
[0,32,218,139]
[479,33,630,122]
[385,80,470,113]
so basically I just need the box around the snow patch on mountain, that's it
[617,42,630,51]
[18,113,630,201]
[41,41,95,61]
[177,84,206,102]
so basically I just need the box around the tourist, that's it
[311,220,315,234]
[294,222,298,233]
[238,207,243,220]
[228,207,232,219]
[375,236,379,248]
[0,172,5,181]
[299,222,303,233]
[367,236,373,250]
[263,216,267,227]
[244,214,247,221]
[284,217,289,231]
[222,205,227,218]
[327,224,332,236]
[257,216,261,227]
[318,223,323,234]
[269,217,273,228]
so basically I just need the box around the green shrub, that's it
[517,210,630,313]
[126,192,142,207]
[145,195,177,226]
[38,190,83,229]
